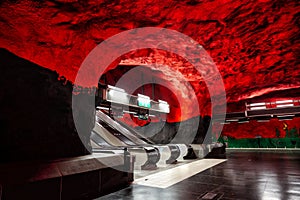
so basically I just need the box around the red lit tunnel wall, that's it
[0,0,299,139]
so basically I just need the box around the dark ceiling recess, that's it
[0,0,299,138]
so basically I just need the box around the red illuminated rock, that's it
[0,0,299,137]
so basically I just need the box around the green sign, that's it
[138,100,151,108]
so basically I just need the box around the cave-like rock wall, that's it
[0,0,299,139]
[0,0,298,103]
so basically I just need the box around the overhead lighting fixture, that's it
[277,115,295,118]
[276,100,293,104]
[107,85,125,92]
[238,118,249,123]
[158,99,168,104]
[249,102,266,106]
[226,119,239,122]
[158,99,170,113]
[96,106,110,110]
[106,85,129,104]
[250,106,267,110]
[276,104,294,108]
[138,94,150,100]
[220,122,230,124]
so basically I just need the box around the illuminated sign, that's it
[137,94,151,108]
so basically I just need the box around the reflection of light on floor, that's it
[255,172,268,198]
[134,159,226,188]
[263,175,282,200]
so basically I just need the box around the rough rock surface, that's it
[0,0,298,102]
[0,0,299,139]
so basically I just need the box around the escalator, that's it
[95,110,197,165]
[92,120,160,170]
[116,117,197,161]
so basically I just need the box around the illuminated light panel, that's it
[277,115,295,117]
[106,85,129,104]
[137,94,151,108]
[238,118,249,123]
[250,106,267,110]
[220,122,230,125]
[107,85,125,92]
[249,102,266,106]
[276,100,293,104]
[276,104,294,108]
[226,119,239,122]
[96,106,110,110]
[158,99,170,113]
[158,99,168,104]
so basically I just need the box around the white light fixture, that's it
[238,118,249,123]
[278,115,295,118]
[220,122,230,124]
[106,85,129,104]
[158,99,168,104]
[96,106,110,110]
[226,119,239,122]
[276,104,294,108]
[276,100,293,104]
[249,102,266,106]
[158,99,170,113]
[137,94,150,100]
[250,106,267,110]
[107,85,125,92]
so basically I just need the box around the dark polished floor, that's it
[96,151,300,200]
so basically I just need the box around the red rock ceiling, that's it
[0,0,299,129]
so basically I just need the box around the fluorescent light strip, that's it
[238,121,249,124]
[158,99,168,104]
[278,115,295,118]
[250,106,267,110]
[276,100,293,104]
[220,122,230,124]
[226,119,239,122]
[249,102,266,106]
[96,106,110,110]
[257,120,270,122]
[276,104,294,108]
[107,85,126,92]
[137,94,150,100]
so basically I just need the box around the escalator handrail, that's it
[96,110,149,146]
